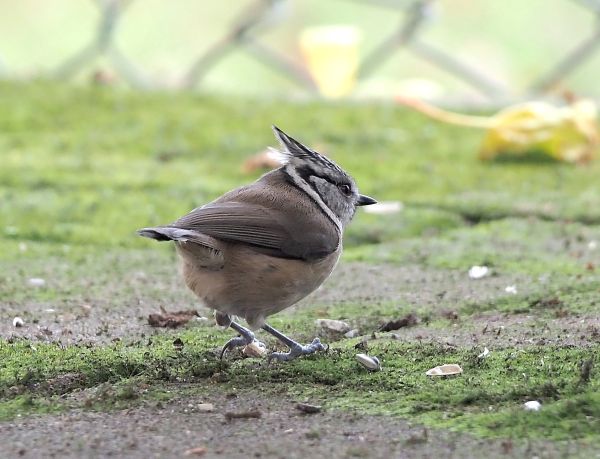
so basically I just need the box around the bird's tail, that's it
[137,227,198,242]
[137,227,221,254]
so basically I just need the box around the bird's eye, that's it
[339,184,351,195]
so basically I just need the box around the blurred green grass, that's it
[2,80,600,257]
[1,82,600,443]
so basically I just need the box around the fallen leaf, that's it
[295,402,322,414]
[224,409,262,421]
[183,446,207,456]
[91,69,117,86]
[441,310,459,320]
[80,304,92,317]
[501,440,514,454]
[379,313,418,332]
[396,96,599,164]
[242,148,282,173]
[148,307,199,328]
[554,308,569,318]
[315,318,351,333]
[530,297,563,309]
[405,428,429,445]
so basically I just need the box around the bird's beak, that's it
[356,194,377,206]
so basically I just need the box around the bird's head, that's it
[272,126,376,228]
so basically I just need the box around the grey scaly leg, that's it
[220,321,265,359]
[262,323,326,362]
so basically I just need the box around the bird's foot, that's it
[220,321,265,359]
[261,323,327,362]
[268,337,326,362]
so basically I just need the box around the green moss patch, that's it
[1,332,598,440]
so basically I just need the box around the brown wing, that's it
[171,201,338,261]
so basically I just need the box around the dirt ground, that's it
[2,390,590,459]
[2,262,598,459]
[0,260,586,347]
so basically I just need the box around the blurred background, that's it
[2,0,600,104]
[2,3,600,449]
[2,0,600,256]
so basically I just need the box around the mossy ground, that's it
[1,82,599,455]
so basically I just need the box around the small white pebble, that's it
[13,317,24,327]
[468,266,489,279]
[44,308,56,313]
[505,285,518,294]
[588,240,597,251]
[524,401,541,411]
[363,201,403,215]
[18,242,28,252]
[477,347,490,359]
[197,403,214,412]
[28,278,46,287]
[344,328,360,338]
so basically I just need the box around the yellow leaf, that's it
[396,96,599,164]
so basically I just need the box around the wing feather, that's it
[171,201,337,260]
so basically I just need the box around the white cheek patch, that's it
[310,176,354,226]
[284,165,343,232]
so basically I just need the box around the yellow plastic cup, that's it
[299,26,361,98]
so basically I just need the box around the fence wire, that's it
[2,0,600,103]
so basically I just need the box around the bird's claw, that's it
[220,332,263,359]
[268,337,325,362]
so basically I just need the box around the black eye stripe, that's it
[310,174,350,191]
[321,176,338,186]
[288,165,351,196]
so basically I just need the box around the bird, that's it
[138,126,376,361]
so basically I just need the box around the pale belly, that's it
[178,241,341,329]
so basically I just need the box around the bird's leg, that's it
[220,320,265,359]
[261,323,326,362]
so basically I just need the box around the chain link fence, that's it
[2,0,600,105]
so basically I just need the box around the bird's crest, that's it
[271,125,345,177]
